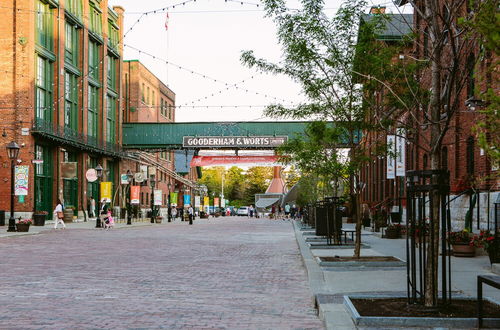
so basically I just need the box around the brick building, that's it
[0,0,126,218]
[359,3,499,228]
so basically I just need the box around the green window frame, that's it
[66,0,82,19]
[107,21,119,50]
[36,55,53,121]
[65,22,80,66]
[88,40,100,81]
[36,0,53,51]
[34,144,53,214]
[89,3,102,35]
[107,54,117,91]
[63,152,78,209]
[88,84,99,140]
[106,95,116,143]
[64,72,78,130]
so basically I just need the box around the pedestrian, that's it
[171,206,177,221]
[188,205,194,224]
[89,196,96,219]
[291,205,296,220]
[271,205,276,219]
[53,198,66,229]
[179,207,184,221]
[100,198,109,225]
[249,205,254,218]
[284,203,291,219]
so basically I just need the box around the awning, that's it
[255,197,280,208]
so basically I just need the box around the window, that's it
[65,22,80,66]
[106,95,116,143]
[88,40,99,81]
[64,72,78,130]
[89,3,102,35]
[141,83,145,102]
[66,0,83,19]
[466,136,475,175]
[160,99,165,116]
[152,91,155,106]
[36,0,53,51]
[36,56,53,121]
[108,21,119,49]
[147,86,150,104]
[88,85,99,140]
[107,55,117,91]
[168,104,172,120]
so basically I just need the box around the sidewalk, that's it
[292,221,500,330]
[0,217,157,238]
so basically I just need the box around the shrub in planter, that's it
[447,229,475,257]
[385,223,402,239]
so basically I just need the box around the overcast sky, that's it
[108,0,410,123]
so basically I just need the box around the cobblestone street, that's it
[0,218,323,329]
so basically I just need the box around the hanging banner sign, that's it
[170,192,178,207]
[386,135,396,179]
[61,162,77,179]
[195,196,201,207]
[100,182,112,202]
[396,128,406,177]
[221,198,226,208]
[183,194,191,207]
[14,165,29,196]
[120,174,130,184]
[130,186,140,204]
[190,155,280,167]
[183,136,288,148]
[204,196,210,208]
[154,190,163,206]
[214,197,219,207]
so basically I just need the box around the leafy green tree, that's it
[243,167,273,205]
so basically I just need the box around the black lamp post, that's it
[126,170,133,225]
[95,164,103,228]
[150,174,156,223]
[167,182,172,222]
[6,141,20,232]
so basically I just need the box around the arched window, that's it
[466,136,475,175]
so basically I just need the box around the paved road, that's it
[0,217,323,329]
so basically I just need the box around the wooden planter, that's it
[155,218,163,224]
[63,209,74,223]
[16,223,30,232]
[385,228,401,239]
[33,214,46,226]
[452,243,475,257]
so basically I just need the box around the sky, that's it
[108,0,410,123]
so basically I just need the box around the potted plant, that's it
[33,210,48,226]
[471,230,500,264]
[155,216,163,224]
[385,223,402,239]
[16,218,32,232]
[447,229,475,257]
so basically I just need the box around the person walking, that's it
[171,206,177,221]
[284,203,291,219]
[89,196,96,219]
[249,205,254,218]
[53,199,66,229]
[188,206,194,224]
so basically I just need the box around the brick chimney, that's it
[370,6,386,14]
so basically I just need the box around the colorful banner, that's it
[183,194,191,207]
[204,196,210,208]
[170,192,178,207]
[396,128,406,177]
[14,165,29,196]
[130,186,140,204]
[214,197,219,207]
[195,196,201,207]
[190,155,280,167]
[100,182,112,202]
[386,135,396,179]
[154,190,163,206]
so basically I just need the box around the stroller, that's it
[102,210,115,229]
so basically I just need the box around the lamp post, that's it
[150,174,156,223]
[167,182,172,222]
[6,141,20,232]
[126,170,133,225]
[95,164,103,228]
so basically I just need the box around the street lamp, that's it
[126,170,133,225]
[167,182,172,222]
[150,174,156,223]
[95,164,103,228]
[6,141,20,232]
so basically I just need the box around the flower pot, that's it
[155,218,162,224]
[33,214,46,226]
[385,228,401,239]
[452,244,475,257]
[16,223,30,232]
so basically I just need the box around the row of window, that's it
[141,84,174,119]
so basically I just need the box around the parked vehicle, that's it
[237,206,250,216]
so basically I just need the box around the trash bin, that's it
[0,210,5,226]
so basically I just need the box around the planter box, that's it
[16,223,30,232]
[33,214,46,226]
[452,244,475,257]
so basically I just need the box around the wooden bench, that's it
[477,274,500,328]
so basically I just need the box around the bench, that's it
[477,274,500,328]
[341,229,355,243]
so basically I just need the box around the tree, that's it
[243,167,273,205]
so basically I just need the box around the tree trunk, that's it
[424,0,443,308]
[353,187,362,258]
